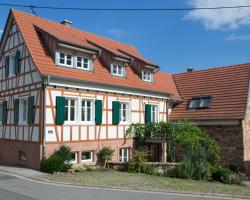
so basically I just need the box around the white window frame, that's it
[81,151,94,163]
[142,70,153,82]
[111,63,125,77]
[56,51,73,67]
[119,148,129,162]
[80,99,95,125]
[151,105,159,123]
[120,102,130,125]
[19,97,28,125]
[75,55,90,70]
[0,101,3,124]
[64,97,78,124]
[8,52,16,77]
[70,152,78,164]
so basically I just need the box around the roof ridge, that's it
[173,61,250,76]
[11,9,134,49]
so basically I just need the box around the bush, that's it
[73,165,98,173]
[210,166,247,185]
[167,159,196,179]
[128,151,153,174]
[40,145,72,174]
[98,147,115,168]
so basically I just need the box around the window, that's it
[76,56,89,70]
[65,98,77,122]
[119,148,129,162]
[70,152,78,164]
[81,151,93,162]
[81,100,94,123]
[151,105,158,123]
[120,102,130,123]
[18,151,26,161]
[142,70,153,82]
[112,64,124,77]
[188,96,212,109]
[0,102,2,123]
[8,53,15,76]
[19,99,28,124]
[58,52,73,67]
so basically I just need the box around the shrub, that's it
[73,165,98,173]
[40,145,72,174]
[210,166,247,185]
[128,151,153,174]
[98,147,115,168]
[41,154,65,174]
[167,159,196,179]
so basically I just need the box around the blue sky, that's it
[1,0,250,73]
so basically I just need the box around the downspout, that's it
[42,75,49,158]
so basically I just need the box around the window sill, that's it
[19,122,28,125]
[119,122,131,126]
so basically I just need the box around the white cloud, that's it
[226,34,250,41]
[185,0,250,30]
[107,28,127,38]
[0,29,3,35]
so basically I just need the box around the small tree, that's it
[98,147,115,168]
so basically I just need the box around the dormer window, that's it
[188,96,212,109]
[76,56,90,70]
[142,70,153,82]
[58,52,73,67]
[56,50,93,71]
[111,63,126,77]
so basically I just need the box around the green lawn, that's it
[35,170,250,198]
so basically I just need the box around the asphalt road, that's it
[0,172,245,200]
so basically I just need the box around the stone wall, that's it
[200,125,244,172]
[0,140,42,170]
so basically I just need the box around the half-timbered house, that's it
[0,9,180,169]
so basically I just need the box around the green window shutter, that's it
[145,104,151,124]
[14,99,19,124]
[112,101,120,125]
[55,96,65,125]
[95,100,102,125]
[89,59,94,71]
[2,101,7,124]
[15,50,21,74]
[28,96,34,124]
[5,56,9,77]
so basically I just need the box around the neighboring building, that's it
[0,9,179,169]
[0,9,249,175]
[171,65,250,174]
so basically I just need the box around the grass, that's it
[36,169,250,198]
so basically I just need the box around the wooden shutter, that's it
[14,99,19,124]
[28,96,34,124]
[145,104,151,124]
[112,101,120,125]
[55,96,65,125]
[95,100,102,125]
[5,56,9,77]
[15,50,21,74]
[2,101,7,124]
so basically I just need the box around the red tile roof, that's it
[11,9,180,99]
[170,63,250,120]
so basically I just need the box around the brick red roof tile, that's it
[170,63,250,120]
[11,9,180,99]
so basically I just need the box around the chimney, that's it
[187,67,194,72]
[61,19,72,27]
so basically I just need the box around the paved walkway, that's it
[0,165,43,178]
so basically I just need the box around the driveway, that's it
[0,171,247,200]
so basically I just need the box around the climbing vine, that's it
[126,120,220,166]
